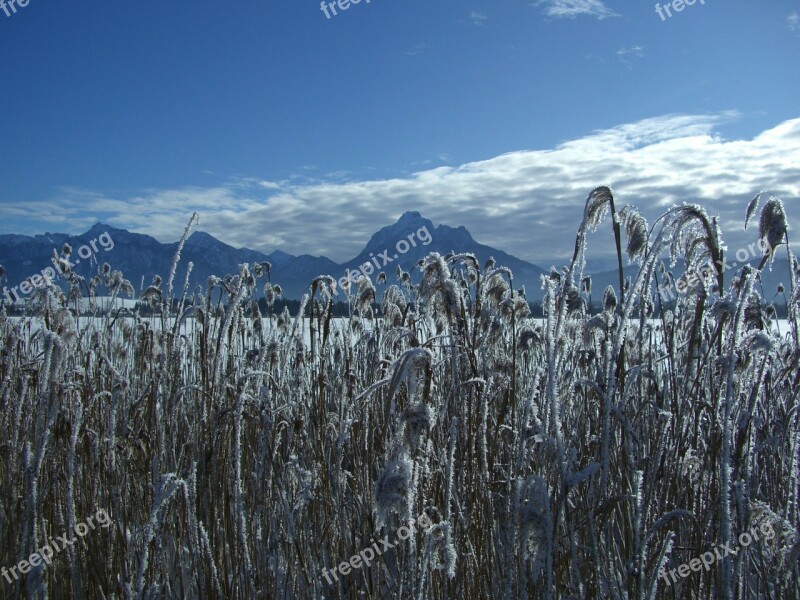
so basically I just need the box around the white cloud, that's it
[2,114,799,268]
[404,43,429,56]
[536,0,618,20]
[470,11,488,26]
[617,46,644,58]
[258,180,282,190]
[788,12,800,31]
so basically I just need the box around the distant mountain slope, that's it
[341,211,547,298]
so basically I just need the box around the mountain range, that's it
[0,212,793,306]
[0,212,548,303]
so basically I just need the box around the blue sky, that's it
[1,0,798,267]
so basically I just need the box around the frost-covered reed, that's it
[0,190,797,599]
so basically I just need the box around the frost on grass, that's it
[1,189,798,599]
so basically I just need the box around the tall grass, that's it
[0,192,798,599]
